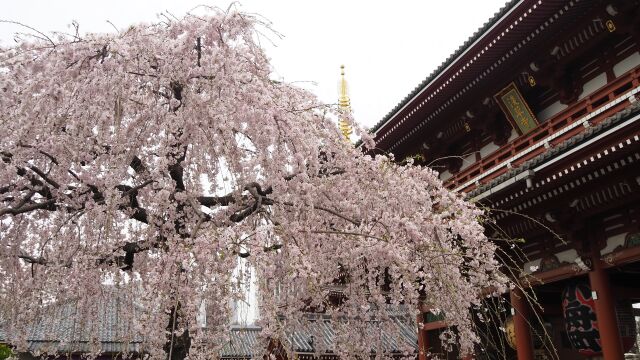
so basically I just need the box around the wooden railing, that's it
[445,65,640,193]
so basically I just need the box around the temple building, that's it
[367,0,640,359]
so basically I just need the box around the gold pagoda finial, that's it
[338,65,353,140]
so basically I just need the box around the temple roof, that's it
[0,294,142,354]
[367,0,602,153]
[369,0,520,135]
[219,315,417,358]
[1,299,417,358]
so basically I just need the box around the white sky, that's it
[0,0,508,128]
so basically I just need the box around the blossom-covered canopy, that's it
[0,9,508,359]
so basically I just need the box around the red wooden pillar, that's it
[510,288,534,360]
[589,254,624,359]
[417,314,429,360]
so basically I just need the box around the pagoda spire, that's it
[338,65,353,140]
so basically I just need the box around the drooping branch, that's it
[16,253,47,265]
[6,176,281,270]
[195,37,202,67]
[0,199,56,217]
[308,230,387,242]
[4,149,358,238]
[277,200,361,227]
[9,180,281,268]
[15,237,160,270]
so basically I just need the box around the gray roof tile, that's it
[1,293,143,355]
[3,300,417,358]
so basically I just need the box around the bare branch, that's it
[0,20,56,47]
[278,200,361,226]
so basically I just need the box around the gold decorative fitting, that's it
[338,65,353,140]
[463,122,471,132]
[604,253,615,266]
[338,120,352,139]
[528,75,536,87]
[606,19,616,32]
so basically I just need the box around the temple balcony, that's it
[444,65,640,194]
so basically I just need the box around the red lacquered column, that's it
[588,254,624,359]
[510,288,534,360]
[417,313,429,360]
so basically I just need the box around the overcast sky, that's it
[1,0,508,128]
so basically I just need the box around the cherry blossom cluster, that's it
[0,9,508,359]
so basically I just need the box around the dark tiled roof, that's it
[0,294,142,354]
[221,326,261,358]
[3,301,417,358]
[286,314,417,354]
[468,101,640,198]
[219,313,417,358]
[369,0,520,135]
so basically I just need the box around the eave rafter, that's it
[373,0,590,153]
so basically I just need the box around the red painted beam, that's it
[521,263,588,287]
[602,245,640,268]
[421,320,447,332]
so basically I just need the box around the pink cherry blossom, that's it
[0,9,508,359]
